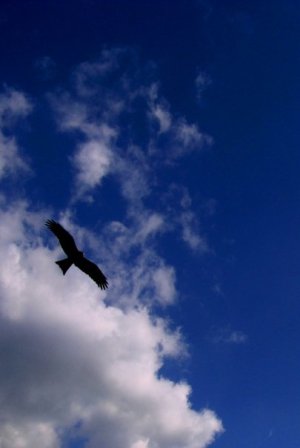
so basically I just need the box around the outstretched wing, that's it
[75,256,108,290]
[45,219,79,257]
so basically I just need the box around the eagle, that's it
[46,219,108,290]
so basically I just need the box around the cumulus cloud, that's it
[0,422,58,448]
[0,200,223,447]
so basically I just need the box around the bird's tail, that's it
[55,258,73,275]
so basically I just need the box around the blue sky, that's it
[0,1,299,447]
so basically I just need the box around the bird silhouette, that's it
[46,219,108,289]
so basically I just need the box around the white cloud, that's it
[51,94,89,133]
[73,48,125,97]
[180,187,192,209]
[152,104,172,133]
[172,120,213,158]
[131,439,149,448]
[115,153,150,204]
[0,87,32,128]
[55,50,215,258]
[72,139,112,198]
[0,422,58,448]
[0,133,29,179]
[153,266,177,305]
[0,87,32,179]
[227,331,248,344]
[51,49,213,205]
[0,50,225,448]
[135,213,165,242]
[50,92,118,200]
[181,210,209,252]
[147,85,172,134]
[164,186,210,253]
[0,200,223,448]
[212,327,248,345]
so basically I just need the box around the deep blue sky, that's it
[1,1,300,447]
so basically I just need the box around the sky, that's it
[0,0,299,447]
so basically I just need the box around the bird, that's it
[45,219,108,290]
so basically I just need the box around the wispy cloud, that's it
[211,326,248,345]
[172,119,213,158]
[161,184,210,253]
[0,87,32,127]
[0,87,32,179]
[50,48,212,256]
[180,210,209,252]
[195,71,212,101]
[51,48,213,201]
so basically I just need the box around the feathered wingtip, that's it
[45,219,56,230]
[55,258,73,275]
[100,277,109,290]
